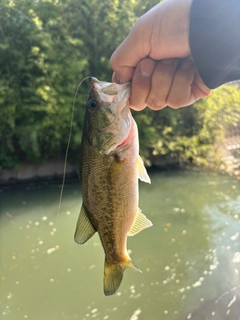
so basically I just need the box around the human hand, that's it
[110,0,211,111]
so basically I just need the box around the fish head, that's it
[84,78,131,154]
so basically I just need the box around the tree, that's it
[1,0,239,172]
[1,0,158,168]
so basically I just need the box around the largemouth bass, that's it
[74,78,152,296]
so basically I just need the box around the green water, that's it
[0,170,240,320]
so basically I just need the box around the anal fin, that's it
[128,208,152,236]
[74,203,96,244]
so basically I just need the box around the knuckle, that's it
[146,97,165,110]
[129,103,146,111]
[167,98,182,109]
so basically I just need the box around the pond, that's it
[0,170,240,320]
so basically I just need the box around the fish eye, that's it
[88,100,97,110]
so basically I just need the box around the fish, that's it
[74,77,152,296]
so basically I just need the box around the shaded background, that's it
[0,0,240,174]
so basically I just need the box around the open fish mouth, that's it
[92,77,118,95]
[91,77,130,109]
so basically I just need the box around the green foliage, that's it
[193,85,240,166]
[0,0,239,171]
[134,104,204,165]
[135,84,240,167]
[1,0,158,169]
[195,85,240,132]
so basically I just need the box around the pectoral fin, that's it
[74,203,96,244]
[128,208,152,236]
[136,155,151,184]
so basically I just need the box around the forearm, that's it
[189,0,240,89]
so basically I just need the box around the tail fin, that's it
[104,259,141,296]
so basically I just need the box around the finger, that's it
[146,58,179,110]
[191,71,212,100]
[110,8,157,83]
[129,58,157,111]
[167,58,195,108]
[112,71,123,84]
[111,66,135,84]
[110,31,150,83]
[110,0,191,84]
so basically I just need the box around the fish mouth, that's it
[90,78,132,154]
[92,77,118,95]
[91,77,130,108]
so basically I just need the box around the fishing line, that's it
[57,76,92,224]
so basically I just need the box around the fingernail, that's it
[140,60,154,78]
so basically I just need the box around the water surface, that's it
[0,170,240,320]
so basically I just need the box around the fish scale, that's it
[82,137,137,261]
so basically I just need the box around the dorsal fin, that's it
[128,208,152,236]
[74,203,96,244]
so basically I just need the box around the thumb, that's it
[110,0,192,83]
[110,19,151,83]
